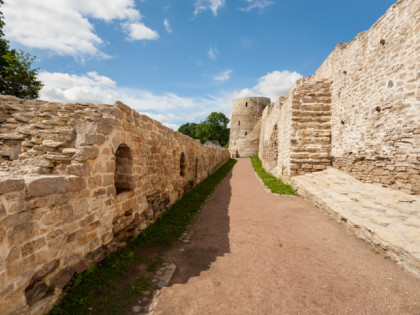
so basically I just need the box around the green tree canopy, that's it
[0,0,43,99]
[178,112,230,147]
[178,122,198,138]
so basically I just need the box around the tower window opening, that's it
[238,121,240,126]
[115,144,133,195]
[245,102,248,107]
[180,152,186,177]
[245,132,248,136]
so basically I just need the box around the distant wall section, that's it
[259,79,332,180]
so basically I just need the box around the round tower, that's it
[229,96,271,158]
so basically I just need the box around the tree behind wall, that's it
[178,112,230,147]
[0,0,43,99]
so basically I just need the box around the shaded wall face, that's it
[259,80,332,180]
[312,0,419,194]
[229,97,270,158]
[0,96,230,315]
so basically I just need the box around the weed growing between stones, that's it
[250,156,296,195]
[49,159,237,315]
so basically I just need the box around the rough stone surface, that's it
[25,176,67,197]
[290,168,420,277]
[0,95,229,314]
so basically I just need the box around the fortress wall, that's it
[0,96,229,314]
[259,79,332,180]
[310,0,420,194]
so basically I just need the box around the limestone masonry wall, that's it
[259,79,332,180]
[0,96,229,314]
[234,0,419,194]
[310,0,419,194]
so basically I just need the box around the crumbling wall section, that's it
[0,96,229,315]
[259,79,332,180]
[311,0,419,194]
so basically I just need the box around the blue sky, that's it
[3,0,395,129]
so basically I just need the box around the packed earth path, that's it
[143,159,420,315]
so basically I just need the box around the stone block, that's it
[74,258,91,274]
[54,265,74,289]
[21,237,46,258]
[67,177,86,192]
[114,101,132,114]
[6,246,21,264]
[31,260,59,284]
[74,146,99,161]
[7,222,39,247]
[88,246,107,263]
[25,176,67,198]
[0,179,24,195]
[25,281,48,306]
[3,210,31,229]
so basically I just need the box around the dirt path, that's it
[153,159,420,315]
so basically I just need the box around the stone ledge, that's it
[290,168,420,278]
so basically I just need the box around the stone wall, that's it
[258,79,332,180]
[251,0,419,194]
[0,96,229,314]
[310,0,419,194]
[229,97,271,158]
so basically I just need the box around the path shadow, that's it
[164,172,233,285]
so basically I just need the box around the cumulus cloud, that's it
[240,0,275,12]
[231,70,302,102]
[194,0,226,16]
[122,22,159,41]
[39,69,301,130]
[39,71,232,130]
[3,0,157,58]
[163,18,172,33]
[213,69,232,81]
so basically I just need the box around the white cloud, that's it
[39,71,232,130]
[240,0,274,12]
[194,0,226,16]
[3,0,157,58]
[231,70,302,102]
[208,46,219,61]
[163,18,172,33]
[122,22,159,41]
[38,69,301,130]
[39,71,119,104]
[214,69,232,81]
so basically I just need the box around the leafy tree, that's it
[178,112,230,147]
[0,0,43,99]
[178,122,198,138]
[194,121,212,144]
[204,112,230,146]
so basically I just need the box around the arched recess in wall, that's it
[180,152,186,177]
[115,144,133,195]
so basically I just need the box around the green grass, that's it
[50,158,237,315]
[250,156,296,195]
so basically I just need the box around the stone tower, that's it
[229,96,271,157]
